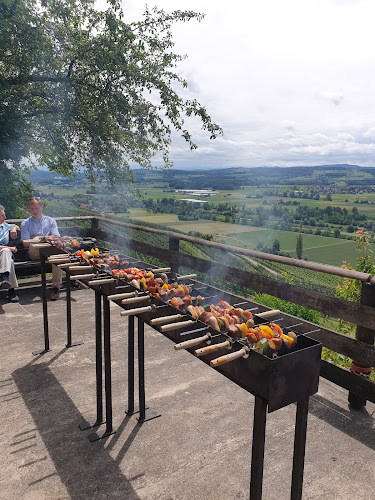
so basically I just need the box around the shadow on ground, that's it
[309,393,375,450]
[12,363,141,499]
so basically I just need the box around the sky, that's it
[98,0,375,169]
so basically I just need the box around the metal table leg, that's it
[250,396,268,500]
[125,315,148,415]
[137,318,161,423]
[290,398,309,500]
[65,270,83,348]
[33,255,51,355]
[88,294,115,440]
[80,289,104,430]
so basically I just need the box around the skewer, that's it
[149,267,171,273]
[210,346,249,367]
[179,326,210,337]
[57,262,81,268]
[49,258,71,264]
[150,314,183,326]
[66,265,93,271]
[120,304,157,317]
[107,291,138,301]
[177,274,197,280]
[256,309,280,319]
[195,339,232,357]
[121,295,150,305]
[160,320,195,333]
[48,254,71,260]
[70,273,96,280]
[174,332,211,350]
[87,278,115,286]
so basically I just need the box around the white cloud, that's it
[95,0,375,168]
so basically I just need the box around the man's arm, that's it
[9,224,20,239]
[21,221,31,247]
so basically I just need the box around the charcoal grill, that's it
[38,244,322,500]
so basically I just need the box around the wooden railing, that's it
[9,215,375,407]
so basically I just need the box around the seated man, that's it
[21,197,62,300]
[0,204,20,302]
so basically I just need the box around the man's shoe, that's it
[1,275,11,290]
[7,288,19,303]
[50,287,60,300]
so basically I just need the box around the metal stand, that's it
[136,318,161,423]
[250,396,267,500]
[125,315,148,416]
[32,255,51,355]
[249,396,309,500]
[290,398,309,500]
[88,295,116,440]
[80,289,105,430]
[65,270,83,348]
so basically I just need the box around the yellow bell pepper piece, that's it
[259,325,274,339]
[162,283,169,290]
[240,323,248,338]
[281,333,294,347]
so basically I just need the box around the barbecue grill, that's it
[38,241,322,500]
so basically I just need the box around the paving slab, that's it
[0,286,374,500]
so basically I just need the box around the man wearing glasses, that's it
[21,197,62,300]
[0,205,20,302]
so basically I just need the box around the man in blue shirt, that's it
[21,197,62,300]
[0,204,20,302]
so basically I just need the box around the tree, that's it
[271,239,280,254]
[0,0,222,184]
[0,163,33,217]
[296,233,303,259]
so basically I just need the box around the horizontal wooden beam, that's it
[320,360,375,404]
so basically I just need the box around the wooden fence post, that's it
[348,281,375,409]
[91,217,99,230]
[169,237,180,274]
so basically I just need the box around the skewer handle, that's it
[57,262,81,268]
[150,267,171,273]
[107,291,138,301]
[256,309,280,319]
[64,265,93,271]
[150,314,182,326]
[210,347,249,367]
[160,320,194,333]
[48,254,70,260]
[121,295,150,305]
[49,258,71,264]
[120,305,153,317]
[174,334,210,351]
[87,278,114,285]
[29,243,51,248]
[177,274,197,280]
[70,273,96,280]
[194,340,231,357]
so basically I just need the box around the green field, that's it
[128,209,358,267]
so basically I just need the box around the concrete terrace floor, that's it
[0,284,375,500]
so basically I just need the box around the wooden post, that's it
[348,281,375,409]
[169,236,180,274]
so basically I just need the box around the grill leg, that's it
[80,289,104,430]
[65,271,83,348]
[88,295,115,440]
[125,315,148,415]
[136,318,161,423]
[290,398,309,500]
[250,396,267,500]
[33,254,51,355]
